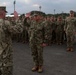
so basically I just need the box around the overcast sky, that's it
[0,0,76,14]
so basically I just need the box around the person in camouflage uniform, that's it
[64,10,76,52]
[43,16,52,45]
[23,17,30,43]
[50,16,56,44]
[28,14,46,73]
[15,17,23,42]
[0,18,23,75]
[10,17,17,41]
[56,16,64,45]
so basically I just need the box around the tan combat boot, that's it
[38,66,43,73]
[59,41,62,45]
[70,47,74,52]
[67,47,70,51]
[32,66,38,72]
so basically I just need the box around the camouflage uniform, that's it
[10,19,16,41]
[22,18,30,43]
[56,19,64,44]
[44,20,52,45]
[0,19,23,75]
[28,20,46,66]
[15,19,23,42]
[51,20,56,44]
[65,17,76,50]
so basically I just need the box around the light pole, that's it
[39,6,41,11]
[53,9,56,18]
[62,11,64,18]
[54,9,55,15]
[13,0,16,12]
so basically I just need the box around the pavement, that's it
[13,42,76,75]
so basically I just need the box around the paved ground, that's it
[13,42,76,75]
